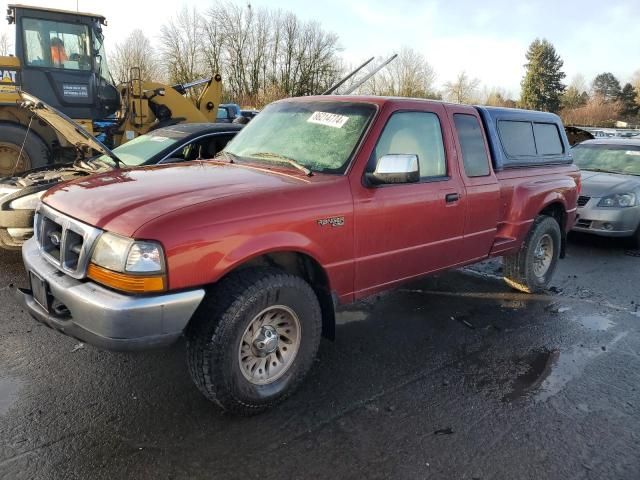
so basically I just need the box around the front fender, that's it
[214,231,328,281]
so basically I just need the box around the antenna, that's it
[321,57,374,95]
[340,54,398,95]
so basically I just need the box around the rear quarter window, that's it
[498,121,537,157]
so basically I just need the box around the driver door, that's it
[351,107,466,299]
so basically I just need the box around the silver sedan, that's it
[572,138,640,248]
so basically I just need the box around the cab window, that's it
[217,108,229,121]
[369,111,446,180]
[23,18,91,70]
[454,114,491,177]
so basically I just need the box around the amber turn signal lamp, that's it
[87,263,166,294]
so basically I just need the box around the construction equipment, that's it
[0,4,222,176]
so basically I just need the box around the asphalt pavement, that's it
[1,233,639,479]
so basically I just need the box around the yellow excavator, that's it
[0,4,223,177]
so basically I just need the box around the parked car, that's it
[216,103,242,123]
[572,138,640,247]
[0,95,242,249]
[565,126,594,146]
[240,109,260,121]
[18,96,579,415]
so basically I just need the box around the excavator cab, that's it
[7,4,119,121]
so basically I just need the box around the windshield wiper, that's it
[246,152,313,177]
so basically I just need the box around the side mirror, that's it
[366,154,420,185]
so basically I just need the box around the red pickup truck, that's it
[18,96,579,414]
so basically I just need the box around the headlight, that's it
[91,232,134,272]
[91,232,164,273]
[597,193,637,208]
[9,190,45,210]
[88,232,166,293]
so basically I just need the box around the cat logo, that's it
[0,69,17,83]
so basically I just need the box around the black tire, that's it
[503,215,561,293]
[186,268,322,415]
[0,123,50,177]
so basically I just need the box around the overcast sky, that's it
[2,0,639,96]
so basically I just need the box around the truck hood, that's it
[580,170,640,197]
[42,162,319,236]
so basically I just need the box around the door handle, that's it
[445,193,460,203]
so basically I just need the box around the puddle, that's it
[574,314,615,331]
[336,310,369,325]
[502,349,559,402]
[0,376,23,416]
[503,332,627,403]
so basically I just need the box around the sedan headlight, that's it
[597,193,637,208]
[88,232,166,293]
[9,190,45,210]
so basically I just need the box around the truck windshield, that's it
[225,101,376,174]
[572,144,640,176]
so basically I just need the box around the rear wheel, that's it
[0,124,49,177]
[186,268,322,415]
[503,215,561,293]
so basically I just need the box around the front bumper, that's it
[18,237,205,351]
[573,200,640,237]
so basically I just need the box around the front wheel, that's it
[186,268,322,415]
[503,215,561,293]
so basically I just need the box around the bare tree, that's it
[444,71,480,104]
[569,74,587,95]
[0,31,12,56]
[160,7,206,85]
[483,87,516,107]
[109,29,162,84]
[199,3,341,106]
[364,47,437,98]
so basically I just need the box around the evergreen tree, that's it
[561,86,587,110]
[619,83,639,118]
[520,39,566,112]
[592,73,622,101]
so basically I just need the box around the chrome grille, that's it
[34,203,102,279]
[577,196,590,207]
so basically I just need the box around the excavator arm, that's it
[116,72,223,144]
